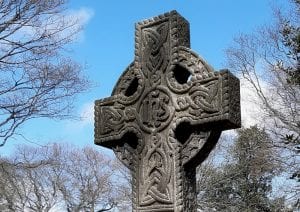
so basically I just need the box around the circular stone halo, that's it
[112,64,145,105]
[166,47,215,94]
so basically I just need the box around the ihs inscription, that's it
[95,10,240,212]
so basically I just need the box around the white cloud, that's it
[15,7,94,43]
[68,7,94,29]
[239,75,281,131]
[240,78,264,128]
[79,102,94,126]
[64,102,94,132]
[66,7,94,41]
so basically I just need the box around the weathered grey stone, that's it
[94,10,241,212]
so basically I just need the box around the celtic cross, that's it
[95,11,240,212]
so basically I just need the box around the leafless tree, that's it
[225,0,299,195]
[58,146,118,212]
[111,158,132,211]
[226,0,299,144]
[0,145,61,211]
[0,144,129,211]
[0,0,90,146]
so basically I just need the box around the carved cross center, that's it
[95,11,240,212]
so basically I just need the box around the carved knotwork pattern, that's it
[189,78,220,116]
[94,10,241,212]
[113,143,136,169]
[174,77,221,115]
[140,134,173,206]
[141,21,169,82]
[97,104,137,136]
[98,106,123,135]
[182,168,197,211]
[176,17,190,48]
[181,132,210,165]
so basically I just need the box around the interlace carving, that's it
[95,10,241,212]
[140,134,173,206]
[142,21,169,80]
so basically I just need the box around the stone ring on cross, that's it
[94,10,241,212]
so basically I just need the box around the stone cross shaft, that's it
[95,11,240,212]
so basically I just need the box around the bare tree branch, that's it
[0,0,90,146]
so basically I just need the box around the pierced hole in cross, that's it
[175,122,193,144]
[122,132,138,149]
[172,64,192,84]
[124,77,139,97]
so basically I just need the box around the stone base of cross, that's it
[95,11,240,212]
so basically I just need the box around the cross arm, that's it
[174,69,241,131]
[172,69,240,167]
[94,96,140,149]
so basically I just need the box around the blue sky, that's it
[0,0,288,156]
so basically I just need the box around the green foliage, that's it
[198,127,285,211]
[279,0,300,85]
[231,127,279,211]
[225,0,300,199]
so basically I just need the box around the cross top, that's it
[95,11,240,212]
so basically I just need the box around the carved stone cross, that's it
[95,11,240,212]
